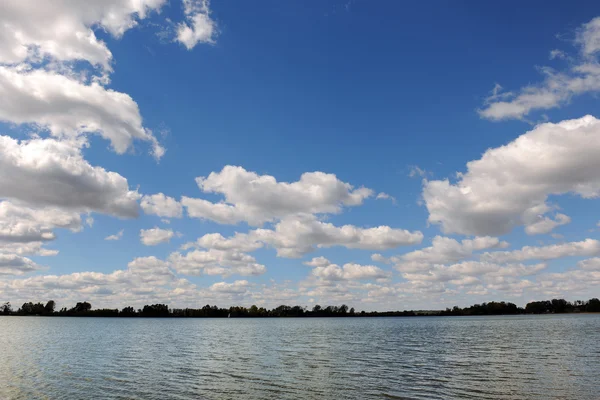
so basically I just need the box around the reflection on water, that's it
[1,315,599,399]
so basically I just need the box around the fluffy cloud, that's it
[210,280,249,294]
[0,254,45,275]
[255,215,423,258]
[105,230,124,241]
[169,249,266,277]
[305,257,391,281]
[190,232,263,253]
[481,239,600,264]
[0,201,81,244]
[0,136,140,218]
[0,66,163,158]
[380,236,508,272]
[185,215,422,259]
[401,261,546,285]
[140,227,177,246]
[182,165,373,226]
[578,257,600,270]
[127,256,174,282]
[177,0,217,49]
[423,116,600,236]
[140,193,183,218]
[1,255,178,306]
[0,0,165,70]
[479,16,600,120]
[524,213,571,235]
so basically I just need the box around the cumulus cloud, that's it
[0,136,140,218]
[0,255,179,306]
[254,215,423,258]
[0,254,45,275]
[182,213,422,259]
[401,261,546,285]
[182,165,373,226]
[190,232,263,253]
[105,230,124,241]
[140,227,178,246]
[140,193,183,218]
[423,116,600,236]
[169,248,266,277]
[481,239,600,264]
[176,0,217,49]
[524,213,571,235]
[0,66,164,158]
[376,192,396,204]
[210,280,250,294]
[479,16,600,120]
[386,236,508,272]
[578,257,600,270]
[0,0,165,70]
[0,201,81,244]
[305,257,391,281]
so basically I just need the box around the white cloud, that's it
[183,165,373,226]
[423,116,600,236]
[376,192,396,203]
[182,213,422,259]
[524,213,571,235]
[192,232,263,253]
[0,201,81,244]
[210,280,250,294]
[169,248,266,277]
[127,256,174,282]
[389,236,508,272]
[0,242,58,257]
[479,16,600,120]
[0,66,163,158]
[402,261,546,285]
[176,0,217,49]
[578,258,600,270]
[0,254,45,275]
[254,215,423,258]
[0,255,179,307]
[140,227,176,246]
[181,165,373,226]
[305,257,391,281]
[105,230,124,241]
[481,239,600,264]
[0,0,165,70]
[408,166,428,178]
[0,136,140,218]
[141,193,183,218]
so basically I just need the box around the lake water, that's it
[1,315,599,399]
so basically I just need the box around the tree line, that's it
[1,298,599,318]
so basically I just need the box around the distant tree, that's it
[44,300,56,314]
[587,298,600,312]
[349,307,355,315]
[1,302,11,315]
[120,306,136,316]
[73,302,92,313]
[312,305,322,313]
[249,305,259,316]
[339,304,348,315]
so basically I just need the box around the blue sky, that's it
[1,0,600,310]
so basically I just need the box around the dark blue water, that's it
[1,315,599,399]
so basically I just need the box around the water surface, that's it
[1,315,599,399]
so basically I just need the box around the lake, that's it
[1,315,599,399]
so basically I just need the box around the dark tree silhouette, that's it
[2,297,599,318]
[44,300,55,314]
[1,302,11,315]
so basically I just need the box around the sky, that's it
[1,0,600,311]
